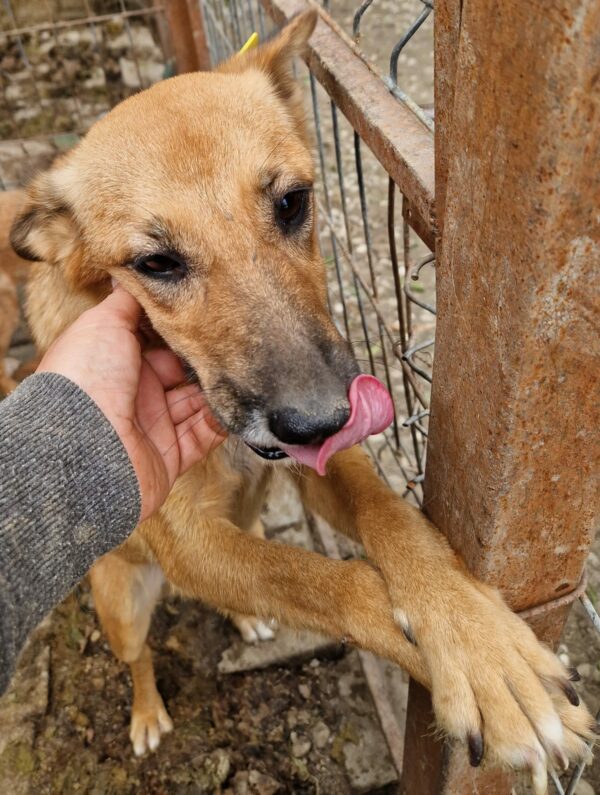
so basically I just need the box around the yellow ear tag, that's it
[239,32,259,54]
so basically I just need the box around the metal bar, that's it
[309,74,352,344]
[402,0,600,792]
[259,0,435,246]
[434,0,461,240]
[164,0,202,73]
[186,0,212,70]
[0,7,166,39]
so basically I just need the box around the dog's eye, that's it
[133,254,187,281]
[275,189,310,234]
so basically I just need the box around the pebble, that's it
[248,770,280,795]
[312,721,331,749]
[577,663,593,679]
[573,779,595,795]
[290,731,311,758]
[90,629,101,643]
[298,683,311,699]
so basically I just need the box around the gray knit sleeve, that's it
[0,372,141,693]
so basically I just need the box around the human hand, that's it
[37,285,226,521]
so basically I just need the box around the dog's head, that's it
[12,11,392,471]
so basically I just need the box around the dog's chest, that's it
[222,439,272,530]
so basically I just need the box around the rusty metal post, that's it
[185,0,212,71]
[401,0,600,792]
[164,0,210,73]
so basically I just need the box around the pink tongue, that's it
[280,374,394,476]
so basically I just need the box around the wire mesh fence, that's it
[201,0,436,507]
[0,0,172,188]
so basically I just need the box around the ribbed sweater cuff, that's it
[0,372,141,692]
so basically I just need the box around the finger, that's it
[166,384,206,425]
[96,283,142,329]
[144,348,186,390]
[176,411,226,473]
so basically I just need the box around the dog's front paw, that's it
[392,576,596,792]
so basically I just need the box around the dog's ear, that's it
[9,167,99,286]
[219,9,317,107]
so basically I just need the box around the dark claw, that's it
[568,667,581,682]
[560,679,580,707]
[402,624,417,646]
[468,732,484,767]
[593,721,600,736]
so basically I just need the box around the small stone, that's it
[91,677,104,691]
[577,663,592,679]
[218,627,337,674]
[298,684,310,699]
[119,58,141,89]
[165,635,181,652]
[573,779,595,795]
[311,721,331,749]
[290,731,311,758]
[74,711,89,728]
[248,769,280,794]
[90,630,101,643]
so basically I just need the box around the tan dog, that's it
[0,190,29,396]
[11,11,595,790]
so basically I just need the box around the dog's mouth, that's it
[181,355,393,475]
[245,443,289,461]
[246,375,394,475]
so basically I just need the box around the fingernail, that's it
[561,680,580,707]
[468,732,484,767]
[569,667,581,682]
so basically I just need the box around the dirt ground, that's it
[0,1,598,794]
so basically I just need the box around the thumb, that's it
[95,281,142,330]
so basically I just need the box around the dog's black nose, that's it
[269,404,350,446]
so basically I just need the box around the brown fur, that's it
[0,190,35,396]
[13,11,594,780]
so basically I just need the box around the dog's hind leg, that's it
[226,519,276,643]
[90,553,173,756]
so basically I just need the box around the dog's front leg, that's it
[291,447,595,790]
[142,515,427,684]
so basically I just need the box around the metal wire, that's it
[0,0,170,180]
